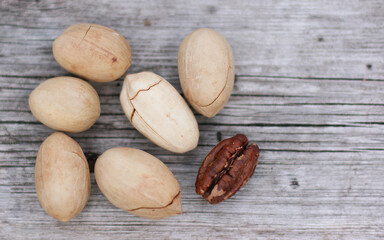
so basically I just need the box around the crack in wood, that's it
[1,74,384,81]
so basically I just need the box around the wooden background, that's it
[1,0,384,239]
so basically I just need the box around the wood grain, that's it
[1,0,384,239]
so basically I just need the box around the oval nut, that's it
[29,76,100,133]
[95,147,182,219]
[53,23,132,82]
[120,71,199,153]
[35,132,90,222]
[178,28,235,118]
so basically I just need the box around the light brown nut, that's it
[53,23,131,82]
[178,28,235,118]
[29,76,100,133]
[95,147,182,219]
[120,71,199,153]
[35,132,90,222]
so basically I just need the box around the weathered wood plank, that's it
[0,0,383,79]
[2,72,384,239]
[1,0,384,239]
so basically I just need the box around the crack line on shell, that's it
[125,80,174,150]
[128,191,181,211]
[186,43,232,109]
[129,108,136,122]
[80,24,92,43]
[81,38,115,57]
[129,78,162,101]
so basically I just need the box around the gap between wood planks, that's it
[0,74,383,82]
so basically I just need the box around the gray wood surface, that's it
[1,0,384,239]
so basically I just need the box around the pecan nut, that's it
[195,134,259,204]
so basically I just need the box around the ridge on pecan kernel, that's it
[195,134,259,204]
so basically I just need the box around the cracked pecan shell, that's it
[120,71,199,153]
[178,28,235,118]
[53,23,131,82]
[95,147,182,219]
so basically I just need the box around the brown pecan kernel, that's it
[195,134,259,204]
